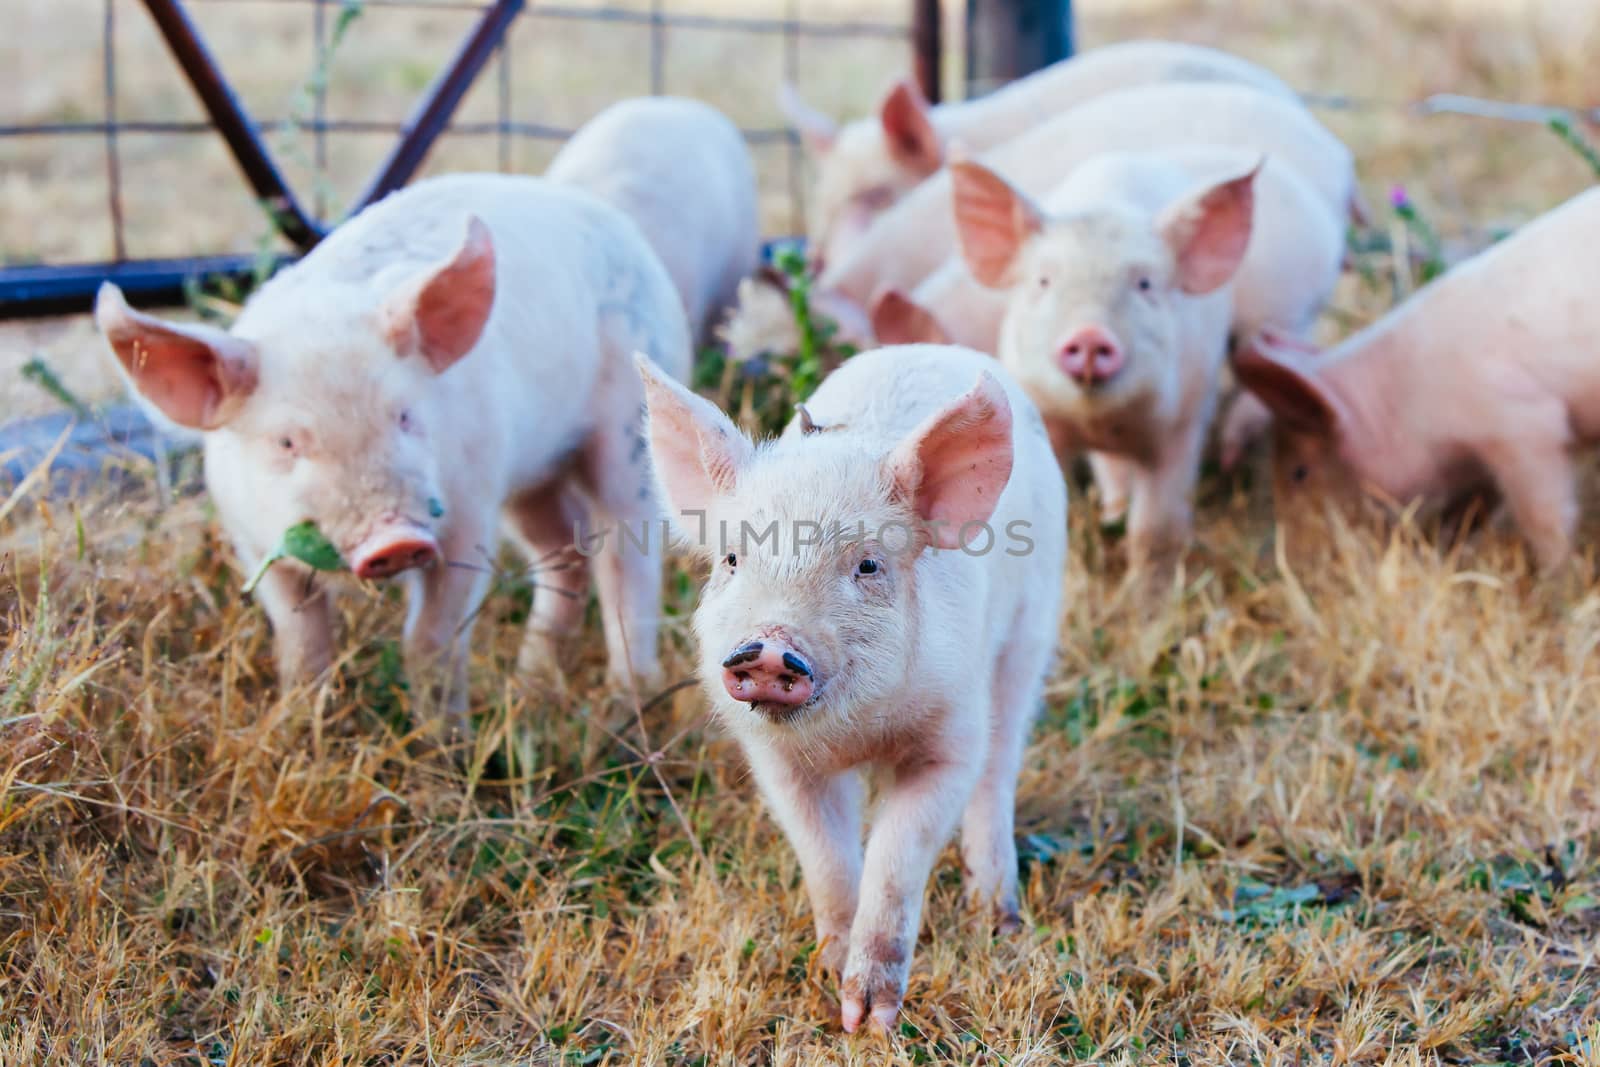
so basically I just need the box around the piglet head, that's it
[1233,327,1358,508]
[96,215,496,578]
[794,76,940,273]
[952,159,1256,416]
[636,353,1013,736]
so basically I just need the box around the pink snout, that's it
[1057,326,1125,386]
[350,524,439,580]
[721,640,815,710]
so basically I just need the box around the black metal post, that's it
[141,0,325,249]
[911,0,942,105]
[351,0,525,211]
[964,0,1072,97]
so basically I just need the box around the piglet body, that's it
[638,344,1066,1031]
[1236,186,1600,571]
[548,97,759,346]
[97,174,692,727]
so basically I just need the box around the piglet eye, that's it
[1291,464,1310,484]
[398,409,414,432]
[856,558,880,576]
[278,435,295,453]
[725,553,738,568]
[1137,277,1152,292]
[1037,276,1050,290]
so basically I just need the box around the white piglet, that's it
[951,154,1256,572]
[96,174,692,730]
[548,96,760,347]
[637,344,1066,1032]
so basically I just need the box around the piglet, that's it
[780,39,1301,270]
[96,174,692,730]
[951,154,1256,571]
[636,343,1066,1031]
[548,96,760,346]
[1235,186,1600,572]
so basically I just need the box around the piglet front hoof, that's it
[840,940,909,1034]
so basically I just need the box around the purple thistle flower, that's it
[1389,184,1410,210]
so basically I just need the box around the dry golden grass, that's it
[6,0,1600,1062]
[5,459,1600,1063]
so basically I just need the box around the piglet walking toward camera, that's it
[951,154,1256,573]
[637,344,1066,1031]
[548,96,759,346]
[1235,185,1600,572]
[96,174,691,729]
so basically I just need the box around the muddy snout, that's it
[350,519,439,580]
[721,639,815,709]
[1057,325,1125,386]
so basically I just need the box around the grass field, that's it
[5,0,1600,1063]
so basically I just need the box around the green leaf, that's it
[240,520,344,597]
[281,520,344,571]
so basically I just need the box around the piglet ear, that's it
[634,353,754,539]
[94,282,257,430]
[778,81,838,156]
[950,161,1043,290]
[809,288,874,348]
[1233,329,1338,436]
[879,77,942,175]
[886,371,1014,550]
[384,215,496,374]
[1158,159,1259,295]
[871,289,951,346]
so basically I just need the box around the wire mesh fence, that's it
[0,0,935,315]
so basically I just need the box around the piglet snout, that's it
[350,523,439,580]
[721,640,815,709]
[1058,326,1124,385]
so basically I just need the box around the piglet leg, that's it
[1481,434,1578,573]
[746,747,865,975]
[960,617,1051,931]
[247,557,335,686]
[402,512,495,738]
[1086,451,1134,526]
[507,482,591,678]
[1126,418,1208,578]
[577,378,666,689]
[842,731,986,1033]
